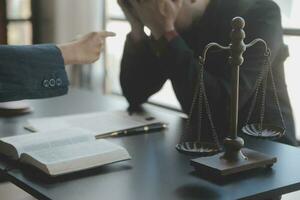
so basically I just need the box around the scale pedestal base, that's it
[191,148,276,176]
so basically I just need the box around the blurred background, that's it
[0,0,299,136]
[0,0,300,199]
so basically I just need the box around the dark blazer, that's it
[120,0,297,145]
[0,44,69,102]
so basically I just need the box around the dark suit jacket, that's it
[120,0,297,145]
[0,44,69,102]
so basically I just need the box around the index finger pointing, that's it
[99,31,116,38]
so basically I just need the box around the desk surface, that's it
[1,89,300,200]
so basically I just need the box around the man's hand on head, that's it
[127,0,182,40]
[126,0,165,39]
[118,0,145,42]
[158,0,183,32]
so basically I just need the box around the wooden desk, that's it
[1,89,300,200]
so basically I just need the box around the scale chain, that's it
[244,58,268,125]
[202,82,222,149]
[258,58,269,132]
[244,49,286,135]
[183,58,204,142]
[183,56,221,150]
[197,62,204,142]
[268,56,287,130]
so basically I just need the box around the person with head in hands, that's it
[118,0,296,148]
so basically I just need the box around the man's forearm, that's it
[120,35,168,107]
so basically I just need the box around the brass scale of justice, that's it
[176,17,285,176]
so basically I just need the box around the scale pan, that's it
[242,124,285,139]
[176,142,220,156]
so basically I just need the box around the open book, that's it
[25,110,166,138]
[0,128,131,176]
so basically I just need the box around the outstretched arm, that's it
[0,31,115,102]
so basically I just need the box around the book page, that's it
[27,111,162,136]
[0,128,94,159]
[20,139,131,176]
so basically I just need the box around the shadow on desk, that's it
[14,162,132,184]
[174,168,276,200]
[175,184,222,199]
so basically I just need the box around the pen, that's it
[109,123,168,137]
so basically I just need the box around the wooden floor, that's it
[0,182,299,200]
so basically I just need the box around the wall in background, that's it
[33,0,54,43]
[36,0,106,91]
[53,0,104,43]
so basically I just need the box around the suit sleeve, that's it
[0,44,69,102]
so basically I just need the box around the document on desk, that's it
[0,128,131,176]
[25,111,166,138]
